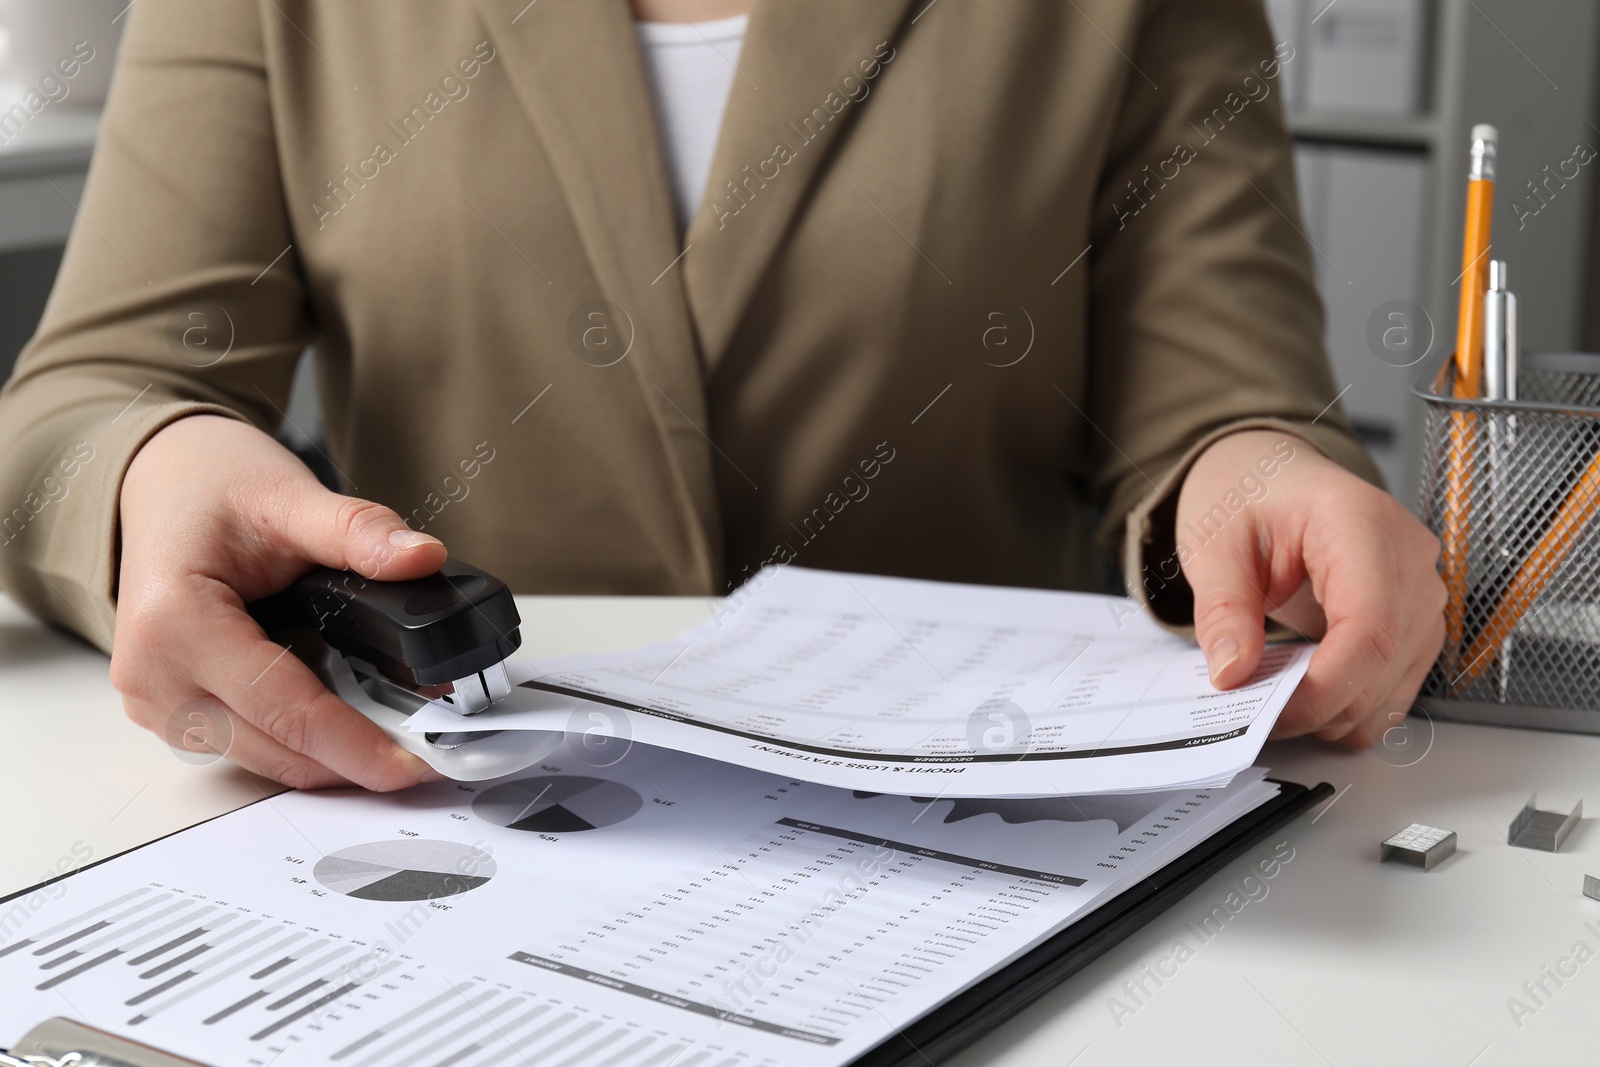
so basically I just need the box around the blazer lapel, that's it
[472,0,722,589]
[683,0,918,370]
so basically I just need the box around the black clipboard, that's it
[852,777,1334,1067]
[2,778,1332,1067]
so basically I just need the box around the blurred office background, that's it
[1,1,1599,508]
[1268,0,1600,503]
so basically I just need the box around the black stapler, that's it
[248,557,558,780]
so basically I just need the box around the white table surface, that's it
[4,591,1600,1065]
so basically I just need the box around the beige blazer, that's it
[0,0,1377,652]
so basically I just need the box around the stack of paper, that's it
[0,735,1286,1067]
[408,567,1312,797]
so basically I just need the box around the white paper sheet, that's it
[409,567,1312,796]
[0,738,1282,1067]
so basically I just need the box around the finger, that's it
[1329,638,1440,749]
[1305,638,1413,744]
[1181,517,1269,690]
[1271,516,1405,735]
[1340,538,1447,746]
[1275,611,1410,742]
[187,584,436,791]
[1264,578,1328,640]
[127,690,355,790]
[1309,686,1387,744]
[277,486,448,581]
[212,712,358,789]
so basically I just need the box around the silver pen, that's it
[1484,260,1507,403]
[1482,260,1518,700]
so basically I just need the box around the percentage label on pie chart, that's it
[313,840,495,902]
[472,776,644,833]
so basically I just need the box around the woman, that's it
[0,0,1444,790]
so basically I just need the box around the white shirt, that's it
[633,14,749,234]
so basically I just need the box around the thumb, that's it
[283,488,448,580]
[1182,530,1269,690]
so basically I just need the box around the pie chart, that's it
[313,840,495,902]
[472,776,643,833]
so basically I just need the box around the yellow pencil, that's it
[1460,449,1600,686]
[1444,124,1497,677]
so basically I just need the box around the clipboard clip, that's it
[3,1018,210,1067]
[1,1052,84,1067]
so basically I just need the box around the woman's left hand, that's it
[1174,429,1446,746]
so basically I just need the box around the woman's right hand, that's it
[113,414,448,790]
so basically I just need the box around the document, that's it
[0,737,1282,1067]
[408,567,1312,796]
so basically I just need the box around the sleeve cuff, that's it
[19,400,248,655]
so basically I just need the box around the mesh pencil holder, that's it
[1413,350,1600,732]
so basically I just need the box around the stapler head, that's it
[248,556,557,780]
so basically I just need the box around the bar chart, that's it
[0,883,415,1040]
